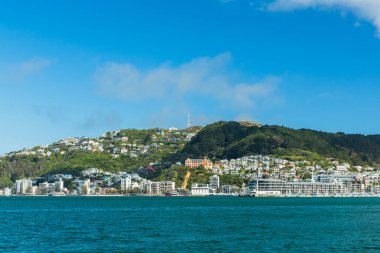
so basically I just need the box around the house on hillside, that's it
[185,158,213,169]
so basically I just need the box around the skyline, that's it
[1,0,380,154]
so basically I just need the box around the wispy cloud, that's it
[96,53,280,109]
[33,105,67,124]
[219,0,237,3]
[80,111,123,130]
[267,0,380,37]
[5,57,56,81]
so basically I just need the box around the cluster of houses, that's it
[0,168,185,196]
[0,128,197,160]
[185,155,380,196]
[0,166,234,197]
[0,168,184,196]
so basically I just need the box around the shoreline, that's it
[2,194,380,198]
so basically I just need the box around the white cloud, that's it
[96,53,280,109]
[267,0,380,36]
[18,57,54,75]
[0,57,56,82]
[220,0,237,3]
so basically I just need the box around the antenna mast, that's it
[187,113,191,128]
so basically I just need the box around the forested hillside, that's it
[172,121,380,166]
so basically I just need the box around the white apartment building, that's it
[120,176,132,191]
[159,181,175,193]
[209,175,220,189]
[15,179,33,195]
[143,181,175,194]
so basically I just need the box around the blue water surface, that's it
[1,196,380,252]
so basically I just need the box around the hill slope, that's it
[170,121,380,166]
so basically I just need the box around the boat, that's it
[165,190,183,196]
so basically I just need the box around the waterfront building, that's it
[38,182,49,195]
[15,179,33,195]
[150,182,161,194]
[221,185,239,194]
[55,178,64,192]
[31,186,38,195]
[120,176,132,191]
[77,179,91,195]
[159,181,175,193]
[248,179,349,196]
[141,179,151,194]
[191,183,210,196]
[142,181,175,194]
[4,187,11,196]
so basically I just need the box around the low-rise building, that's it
[191,183,210,196]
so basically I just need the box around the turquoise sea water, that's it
[1,197,380,252]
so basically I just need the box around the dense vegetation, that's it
[171,121,380,166]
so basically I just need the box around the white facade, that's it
[209,175,220,189]
[143,181,175,194]
[55,179,64,192]
[4,187,11,196]
[120,176,132,191]
[15,179,33,195]
[191,184,210,196]
[78,179,91,195]
[159,181,176,193]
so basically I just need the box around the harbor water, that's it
[1,196,380,252]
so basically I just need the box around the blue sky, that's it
[1,0,380,154]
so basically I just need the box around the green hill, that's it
[170,121,380,166]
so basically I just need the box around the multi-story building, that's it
[248,178,349,196]
[55,178,64,192]
[143,181,175,194]
[150,182,161,194]
[15,179,33,195]
[159,181,175,193]
[120,176,132,191]
[209,175,220,189]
